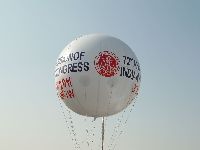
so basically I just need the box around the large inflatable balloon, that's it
[55,34,141,117]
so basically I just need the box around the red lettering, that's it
[62,77,72,87]
[132,84,139,95]
[66,89,75,98]
[56,77,75,100]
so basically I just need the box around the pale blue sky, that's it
[0,0,200,150]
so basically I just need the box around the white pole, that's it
[102,117,105,150]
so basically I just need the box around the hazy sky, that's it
[0,0,200,150]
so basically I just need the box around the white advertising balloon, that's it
[55,34,141,117]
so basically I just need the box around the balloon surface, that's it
[55,34,141,117]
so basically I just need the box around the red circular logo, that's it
[94,51,120,77]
